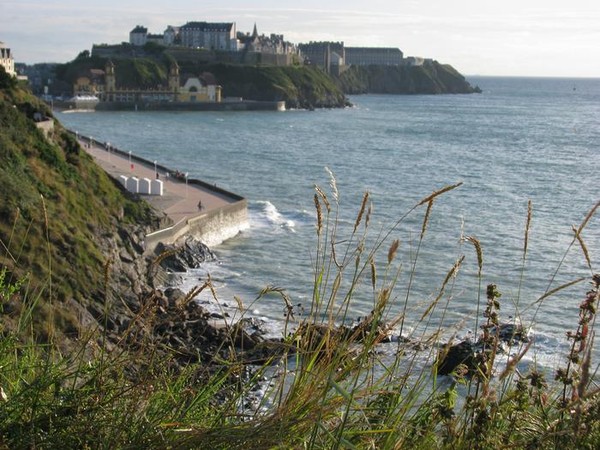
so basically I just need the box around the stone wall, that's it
[144,199,248,252]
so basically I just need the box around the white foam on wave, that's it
[252,200,296,232]
[177,260,289,338]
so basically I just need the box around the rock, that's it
[163,287,185,305]
[436,322,531,376]
[436,340,477,376]
[346,316,393,343]
[119,248,134,263]
[155,236,216,272]
[490,323,529,346]
[239,339,290,365]
[163,272,184,287]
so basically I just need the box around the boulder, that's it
[491,323,529,345]
[437,340,477,376]
[436,322,530,376]
[155,236,216,272]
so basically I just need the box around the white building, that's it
[0,42,16,76]
[163,26,180,46]
[179,22,236,51]
[129,26,148,46]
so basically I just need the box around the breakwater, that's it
[72,131,248,252]
[96,100,286,112]
[58,99,285,112]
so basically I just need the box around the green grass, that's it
[0,76,158,346]
[1,169,599,448]
[1,73,599,448]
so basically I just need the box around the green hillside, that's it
[0,67,156,345]
[1,65,599,450]
[55,52,350,108]
[336,61,481,94]
[179,62,350,108]
[53,48,480,111]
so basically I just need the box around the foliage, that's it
[336,61,481,94]
[1,78,598,448]
[2,163,598,448]
[0,80,157,345]
[114,58,168,89]
[0,66,17,90]
[52,51,349,107]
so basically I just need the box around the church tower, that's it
[105,60,116,101]
[168,62,180,99]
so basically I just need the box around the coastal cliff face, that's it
[336,61,481,95]
[189,63,350,109]
[53,51,478,112]
[0,69,162,350]
[55,54,350,109]
[0,70,286,366]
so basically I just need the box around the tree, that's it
[0,65,17,90]
[76,50,91,60]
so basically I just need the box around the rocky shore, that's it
[99,210,530,379]
[91,212,288,372]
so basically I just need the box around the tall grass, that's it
[1,175,599,449]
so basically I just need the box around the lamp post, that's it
[107,142,111,162]
[129,151,132,173]
[154,160,157,179]
[185,172,188,198]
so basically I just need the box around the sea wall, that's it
[144,199,248,252]
[125,151,249,252]
[95,100,285,112]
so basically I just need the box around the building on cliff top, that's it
[299,41,404,74]
[126,22,298,64]
[0,41,16,77]
[179,22,237,51]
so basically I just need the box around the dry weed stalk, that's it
[353,192,370,233]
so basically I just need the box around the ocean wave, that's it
[251,200,296,232]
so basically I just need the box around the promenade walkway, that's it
[80,138,236,224]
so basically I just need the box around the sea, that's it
[58,76,600,371]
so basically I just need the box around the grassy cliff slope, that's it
[55,52,350,108]
[337,61,481,94]
[0,68,157,345]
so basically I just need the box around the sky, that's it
[1,0,599,77]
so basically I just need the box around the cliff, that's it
[52,50,478,112]
[54,53,350,109]
[336,61,481,95]
[0,68,287,367]
[0,68,164,349]
[180,62,350,109]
